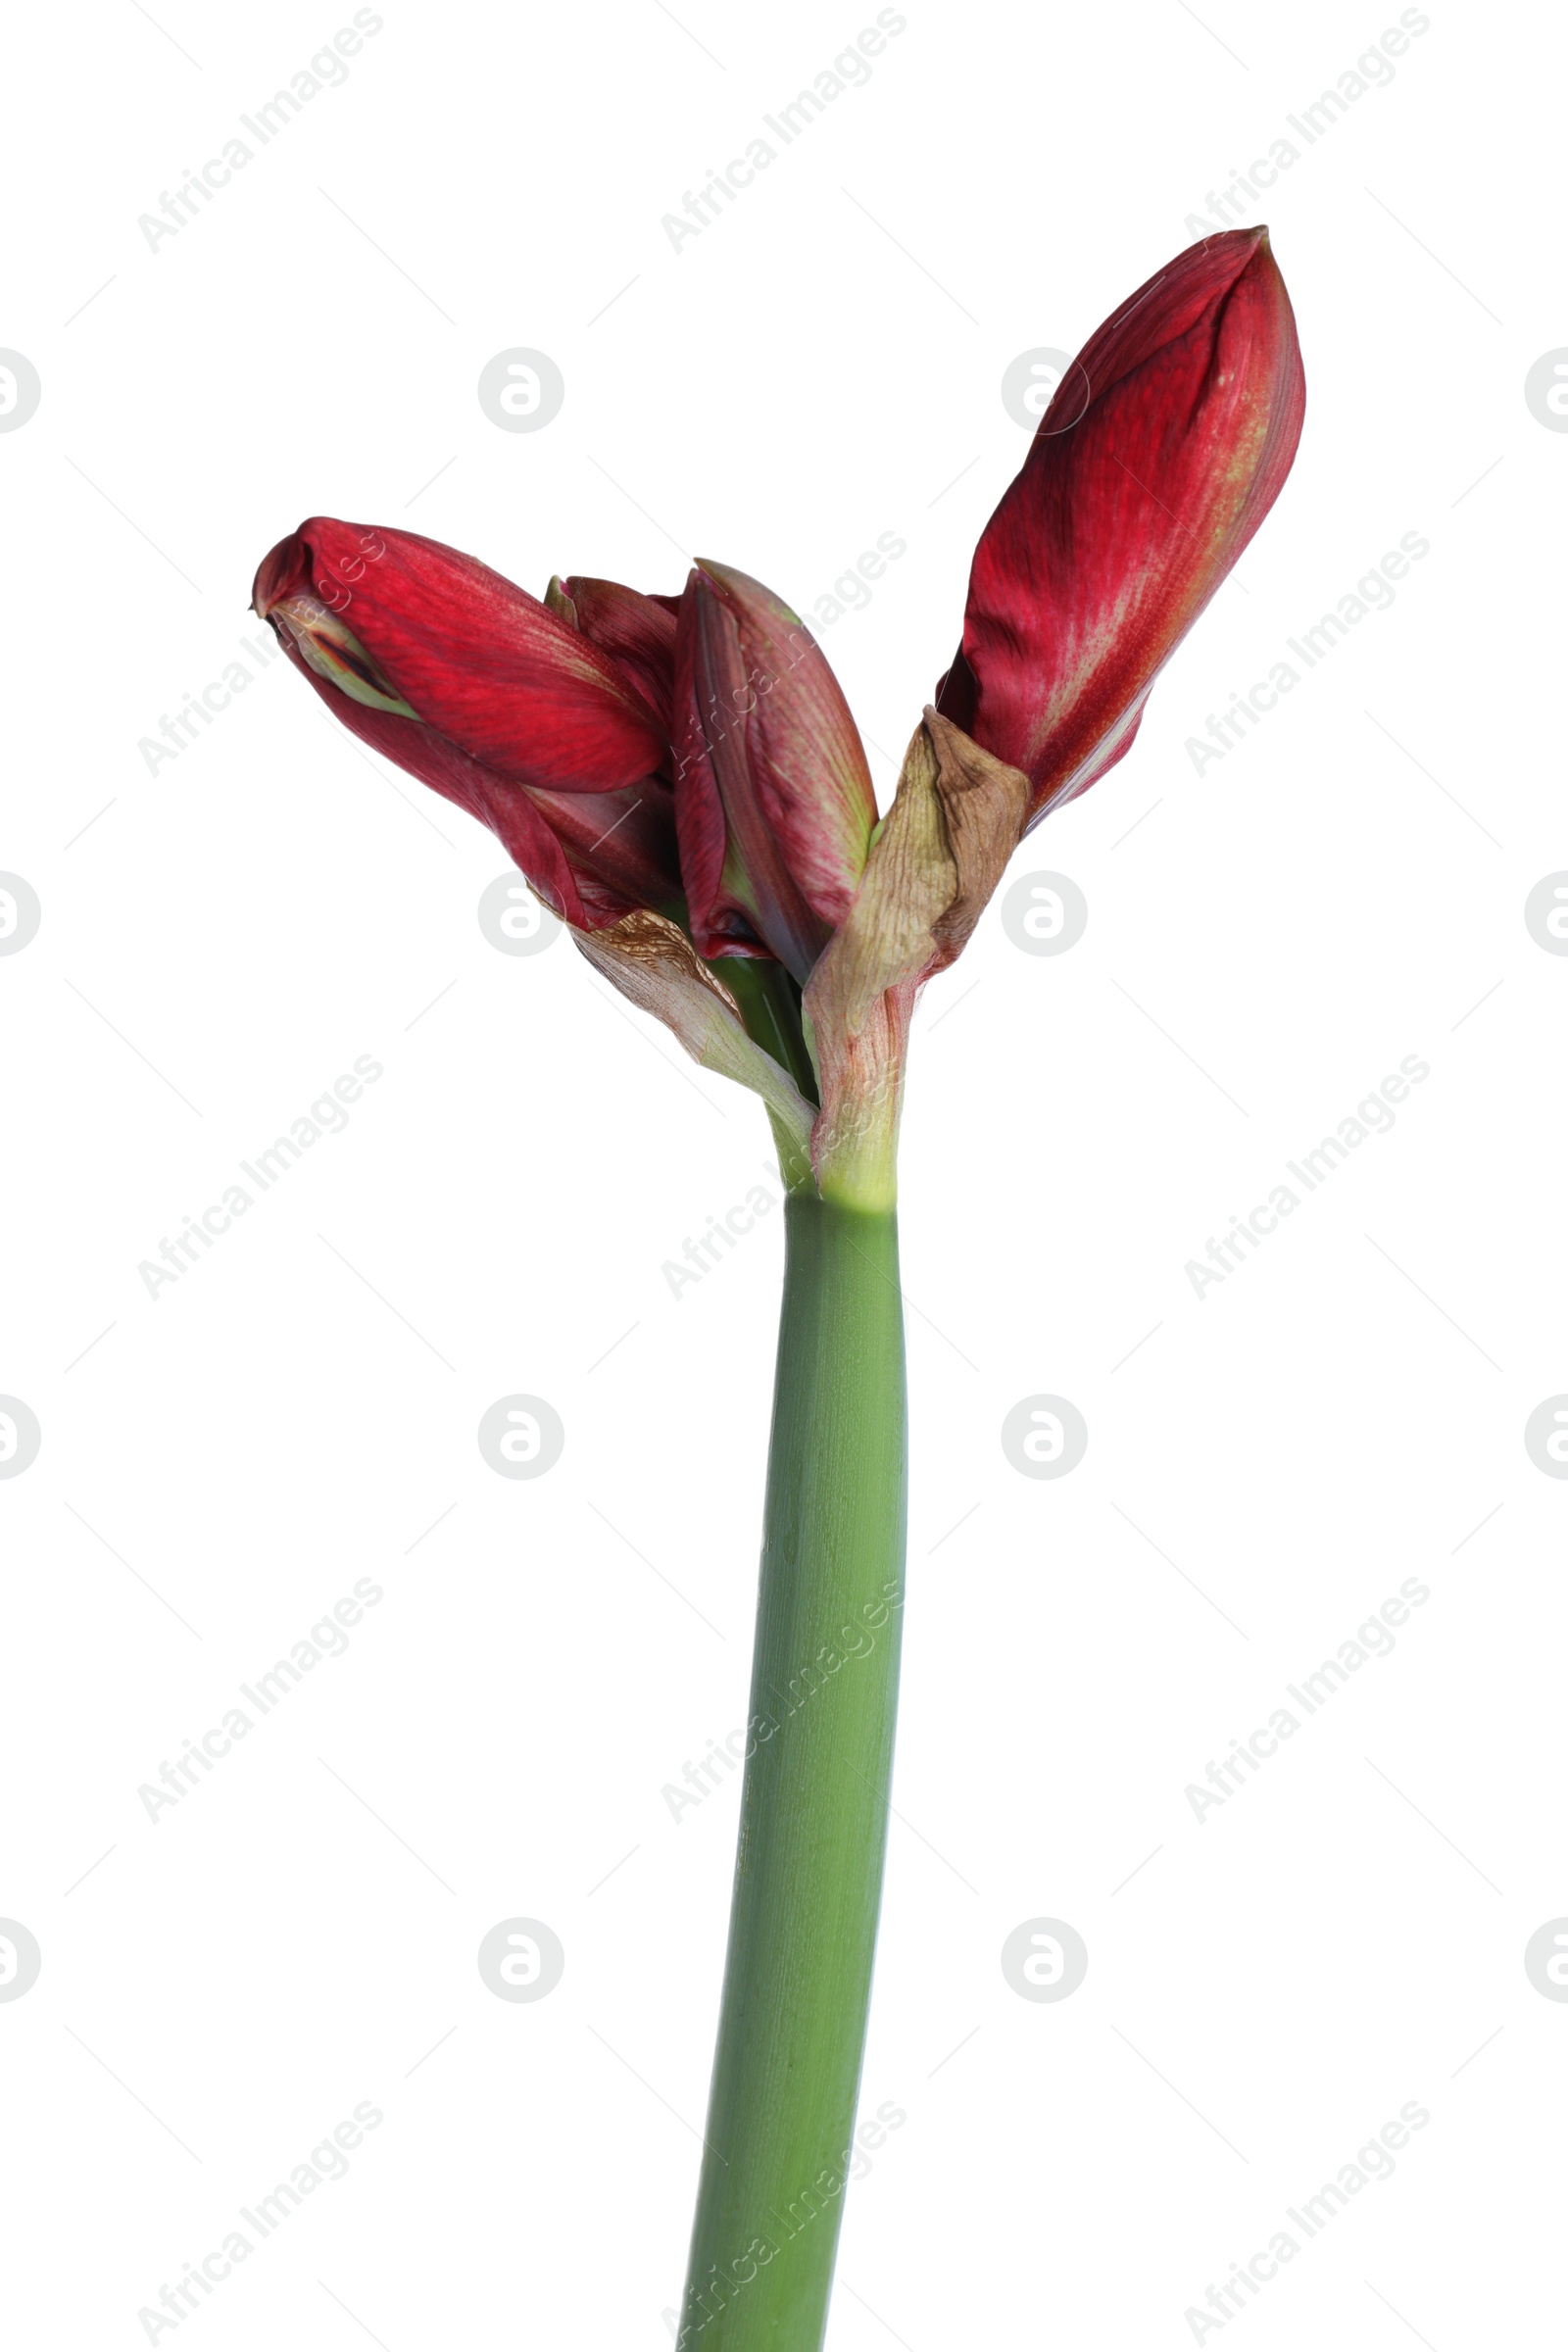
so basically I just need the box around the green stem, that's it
[676,1195,907,2349]
[711,955,821,1109]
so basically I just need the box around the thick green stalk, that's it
[675,1195,907,2350]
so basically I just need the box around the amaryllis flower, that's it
[936,224,1305,824]
[251,520,681,928]
[250,222,1305,2352]
[252,228,1303,1206]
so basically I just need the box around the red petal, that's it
[561,575,679,736]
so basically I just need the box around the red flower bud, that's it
[937,227,1304,824]
[672,563,876,982]
[252,520,681,927]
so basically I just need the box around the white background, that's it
[3,0,1564,2344]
